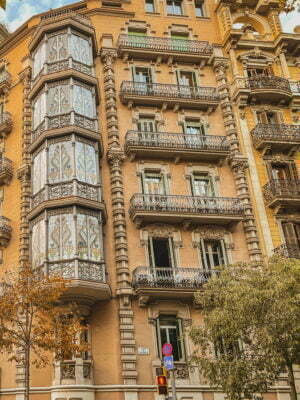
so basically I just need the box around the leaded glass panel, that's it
[32,219,46,268]
[75,142,97,185]
[33,41,46,78]
[33,92,46,129]
[48,85,70,116]
[32,149,47,194]
[77,214,101,261]
[48,214,75,261]
[48,33,68,63]
[73,85,94,118]
[71,34,92,65]
[48,141,73,183]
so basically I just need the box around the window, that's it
[157,316,184,361]
[133,67,152,84]
[145,0,155,12]
[195,0,204,17]
[191,173,214,196]
[128,29,146,46]
[137,116,157,132]
[201,239,227,269]
[282,222,300,252]
[183,119,206,135]
[270,164,292,180]
[167,0,183,15]
[148,237,176,268]
[256,111,283,125]
[215,337,242,359]
[177,70,197,87]
[142,171,166,194]
[247,67,273,77]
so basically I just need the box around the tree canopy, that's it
[190,255,300,400]
[0,265,88,400]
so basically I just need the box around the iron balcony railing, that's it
[125,131,229,152]
[248,76,291,92]
[0,71,11,85]
[118,34,213,56]
[0,216,11,235]
[263,179,300,199]
[120,81,219,102]
[0,156,13,176]
[251,123,300,142]
[274,244,300,259]
[129,194,244,216]
[133,266,216,289]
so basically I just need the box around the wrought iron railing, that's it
[289,81,300,94]
[263,179,300,201]
[31,180,102,209]
[37,259,106,283]
[133,266,216,289]
[274,244,300,259]
[0,71,11,85]
[32,111,99,143]
[248,76,291,92]
[120,81,219,102]
[129,194,244,216]
[118,34,213,56]
[0,216,11,235]
[33,58,94,81]
[125,131,229,152]
[0,157,13,176]
[251,124,300,143]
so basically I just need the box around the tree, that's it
[279,0,299,12]
[190,255,300,400]
[0,264,88,400]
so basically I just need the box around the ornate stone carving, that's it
[193,225,227,240]
[175,365,189,380]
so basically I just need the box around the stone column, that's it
[279,50,291,79]
[100,42,138,389]
[213,58,262,261]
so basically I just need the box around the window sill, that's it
[196,16,210,20]
[167,13,188,17]
[146,11,160,14]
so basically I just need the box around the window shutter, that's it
[200,239,208,269]
[289,162,299,180]
[148,237,155,267]
[220,239,228,266]
[282,223,298,246]
[168,237,176,268]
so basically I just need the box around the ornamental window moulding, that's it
[32,28,94,79]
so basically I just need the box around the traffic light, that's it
[156,367,168,395]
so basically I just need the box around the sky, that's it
[0,0,299,34]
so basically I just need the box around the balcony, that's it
[129,194,244,227]
[0,216,12,247]
[39,259,110,302]
[274,244,300,259]
[251,124,300,155]
[30,180,104,220]
[263,179,300,212]
[290,81,300,110]
[0,112,13,138]
[133,266,214,304]
[0,71,11,95]
[231,76,292,106]
[30,111,101,152]
[0,157,13,185]
[125,131,230,162]
[117,34,213,63]
[53,358,93,385]
[120,81,220,111]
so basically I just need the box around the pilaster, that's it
[100,41,138,388]
[213,58,262,261]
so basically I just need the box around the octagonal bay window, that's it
[31,135,102,212]
[31,207,110,302]
[32,28,94,80]
[32,79,99,144]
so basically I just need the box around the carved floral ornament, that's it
[140,224,182,247]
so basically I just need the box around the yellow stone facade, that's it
[0,0,299,399]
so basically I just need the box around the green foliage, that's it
[190,255,300,400]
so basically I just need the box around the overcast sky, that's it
[0,0,299,34]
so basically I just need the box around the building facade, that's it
[0,0,299,399]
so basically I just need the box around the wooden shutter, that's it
[282,223,298,246]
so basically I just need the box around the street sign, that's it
[162,343,173,356]
[163,355,174,371]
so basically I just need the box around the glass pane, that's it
[169,327,180,361]
[71,34,92,66]
[145,0,155,12]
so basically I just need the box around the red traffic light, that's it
[156,375,168,395]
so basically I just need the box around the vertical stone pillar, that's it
[213,58,262,261]
[279,50,291,79]
[100,42,138,388]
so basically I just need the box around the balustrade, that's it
[251,123,300,153]
[0,112,13,137]
[274,244,300,259]
[0,157,13,185]
[133,266,215,289]
[0,216,12,247]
